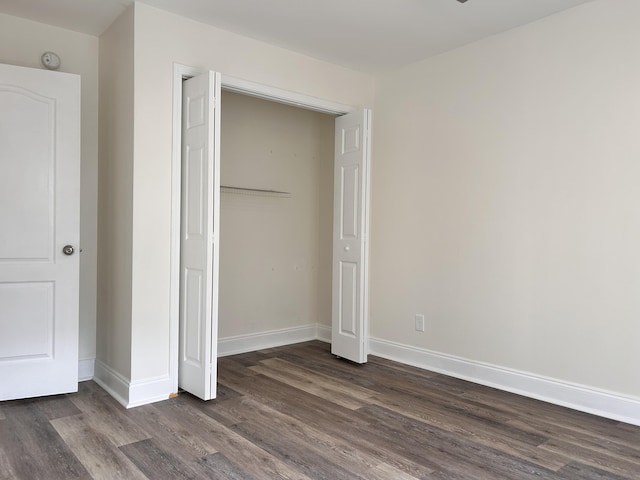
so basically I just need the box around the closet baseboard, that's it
[218,323,330,357]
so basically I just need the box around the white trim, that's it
[369,337,640,427]
[211,71,222,401]
[128,375,173,408]
[93,360,173,409]
[221,75,354,115]
[218,324,319,357]
[78,358,95,381]
[363,109,372,357]
[92,359,129,408]
[316,324,332,343]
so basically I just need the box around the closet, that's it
[177,70,370,400]
[218,90,335,345]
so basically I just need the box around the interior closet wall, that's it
[219,91,334,339]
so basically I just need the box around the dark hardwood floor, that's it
[1,341,639,479]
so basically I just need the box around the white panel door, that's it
[179,71,220,401]
[332,109,371,364]
[0,63,80,400]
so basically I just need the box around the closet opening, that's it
[170,66,371,400]
[217,89,336,355]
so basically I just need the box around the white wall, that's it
[219,91,334,338]
[372,0,640,400]
[129,3,374,385]
[0,13,98,373]
[96,7,135,380]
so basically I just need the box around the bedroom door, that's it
[0,63,81,400]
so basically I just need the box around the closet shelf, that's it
[220,185,291,198]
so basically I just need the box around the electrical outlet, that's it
[414,314,425,332]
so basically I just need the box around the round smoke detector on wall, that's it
[41,52,61,70]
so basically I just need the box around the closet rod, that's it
[220,185,291,197]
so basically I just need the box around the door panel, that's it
[1,88,54,260]
[179,71,220,401]
[339,261,357,336]
[332,109,371,364]
[0,63,80,400]
[183,268,204,365]
[340,164,360,238]
[0,282,53,359]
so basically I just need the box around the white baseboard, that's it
[316,324,331,343]
[218,323,321,357]
[128,375,173,408]
[369,337,640,426]
[93,359,172,409]
[90,328,640,425]
[92,359,130,408]
[91,324,326,409]
[78,358,95,382]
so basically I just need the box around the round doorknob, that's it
[344,245,350,252]
[63,245,75,256]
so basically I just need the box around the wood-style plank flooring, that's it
[1,341,639,479]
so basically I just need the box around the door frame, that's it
[169,63,369,392]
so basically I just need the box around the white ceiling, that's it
[0,0,595,74]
